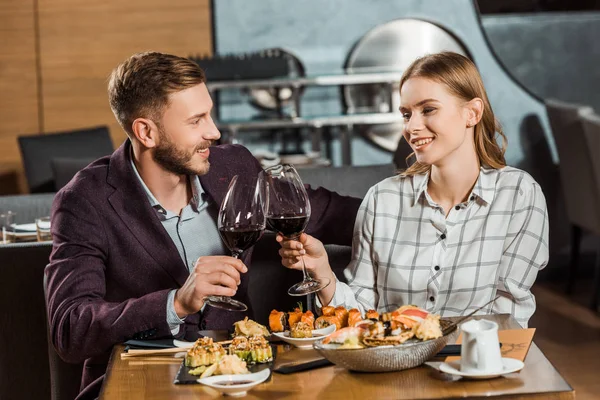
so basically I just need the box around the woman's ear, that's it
[131,118,159,148]
[466,98,484,127]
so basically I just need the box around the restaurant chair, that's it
[299,163,397,198]
[545,99,597,297]
[0,242,53,400]
[18,126,114,193]
[0,193,55,224]
[578,110,600,311]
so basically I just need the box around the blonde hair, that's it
[399,52,506,177]
[108,52,206,138]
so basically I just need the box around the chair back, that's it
[545,99,600,233]
[18,126,113,193]
[0,193,55,224]
[298,164,396,199]
[579,110,600,235]
[0,243,53,400]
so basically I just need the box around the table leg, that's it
[311,126,323,155]
[340,124,353,166]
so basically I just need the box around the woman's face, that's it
[400,77,476,167]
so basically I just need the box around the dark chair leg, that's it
[592,237,600,311]
[568,225,582,294]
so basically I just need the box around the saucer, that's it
[198,368,270,397]
[272,324,336,349]
[439,357,524,379]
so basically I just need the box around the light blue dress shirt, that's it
[130,152,227,335]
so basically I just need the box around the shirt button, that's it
[470,196,475,201]
[454,205,460,210]
[429,296,435,302]
[440,234,446,240]
[434,265,440,271]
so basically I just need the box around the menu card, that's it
[446,328,536,363]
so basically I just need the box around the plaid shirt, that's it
[329,166,549,327]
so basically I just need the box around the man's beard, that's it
[152,128,212,176]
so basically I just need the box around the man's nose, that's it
[205,115,221,141]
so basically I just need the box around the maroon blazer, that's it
[45,140,361,398]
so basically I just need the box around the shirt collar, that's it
[129,147,207,216]
[412,166,497,207]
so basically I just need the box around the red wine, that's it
[266,215,308,238]
[219,225,264,255]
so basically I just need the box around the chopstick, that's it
[120,339,233,359]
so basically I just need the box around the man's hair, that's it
[108,52,206,137]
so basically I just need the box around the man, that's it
[45,52,360,399]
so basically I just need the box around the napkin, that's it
[446,328,536,363]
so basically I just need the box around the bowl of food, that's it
[313,306,459,372]
[272,323,336,349]
[198,366,270,397]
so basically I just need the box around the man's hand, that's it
[173,256,247,318]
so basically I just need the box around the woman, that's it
[278,52,548,327]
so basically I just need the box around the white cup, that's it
[460,319,503,374]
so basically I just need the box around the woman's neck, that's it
[427,144,480,215]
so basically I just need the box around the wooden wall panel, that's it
[37,0,213,148]
[0,0,39,193]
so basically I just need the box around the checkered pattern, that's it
[329,166,549,327]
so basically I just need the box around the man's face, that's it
[152,83,220,176]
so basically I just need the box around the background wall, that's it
[0,0,40,193]
[0,0,213,193]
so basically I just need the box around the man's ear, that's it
[465,98,484,127]
[131,118,159,148]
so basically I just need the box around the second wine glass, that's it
[206,175,265,312]
[260,164,330,296]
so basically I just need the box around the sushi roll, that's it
[347,308,362,327]
[315,315,342,331]
[334,306,349,328]
[321,306,335,316]
[290,321,313,338]
[288,308,303,328]
[268,309,287,333]
[300,310,315,329]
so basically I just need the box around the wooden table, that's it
[100,314,574,399]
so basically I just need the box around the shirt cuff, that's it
[315,277,345,310]
[167,289,186,336]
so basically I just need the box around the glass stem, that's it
[300,255,313,282]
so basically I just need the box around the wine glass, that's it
[205,175,265,312]
[260,164,330,296]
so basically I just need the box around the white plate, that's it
[12,223,37,232]
[173,340,195,349]
[272,324,336,349]
[439,357,525,379]
[198,368,270,397]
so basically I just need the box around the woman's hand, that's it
[276,233,332,281]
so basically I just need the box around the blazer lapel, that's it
[106,141,189,287]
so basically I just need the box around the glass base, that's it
[205,296,248,312]
[288,277,331,296]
